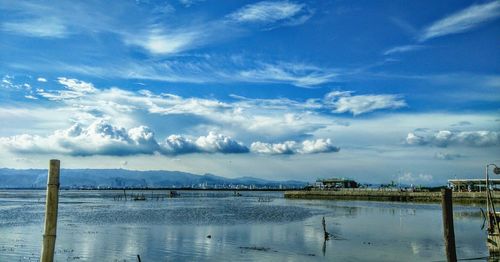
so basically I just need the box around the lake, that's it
[0,190,489,261]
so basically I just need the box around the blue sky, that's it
[0,0,499,185]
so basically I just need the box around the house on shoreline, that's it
[312,178,359,190]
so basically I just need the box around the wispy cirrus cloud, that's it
[128,30,199,55]
[31,56,339,88]
[179,0,205,8]
[384,1,500,55]
[383,45,425,55]
[231,91,407,116]
[126,1,313,55]
[228,1,312,26]
[419,1,500,42]
[237,62,338,87]
[2,17,67,38]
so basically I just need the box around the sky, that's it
[0,0,499,185]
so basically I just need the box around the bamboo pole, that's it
[441,188,457,262]
[41,159,61,262]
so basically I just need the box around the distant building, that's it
[314,178,359,189]
[448,179,500,192]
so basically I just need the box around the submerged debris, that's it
[239,246,271,252]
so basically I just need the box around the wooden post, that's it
[41,159,60,262]
[441,188,457,262]
[322,216,330,241]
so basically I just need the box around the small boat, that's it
[169,191,179,198]
[133,195,146,201]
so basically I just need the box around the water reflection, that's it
[0,190,490,261]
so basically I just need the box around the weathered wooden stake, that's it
[441,188,457,262]
[41,159,60,262]
[322,216,330,241]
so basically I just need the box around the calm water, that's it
[0,190,489,261]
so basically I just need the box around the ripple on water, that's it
[69,200,314,225]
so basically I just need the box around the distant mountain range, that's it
[0,168,307,189]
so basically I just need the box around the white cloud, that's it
[0,117,343,157]
[29,78,406,144]
[238,62,338,87]
[195,132,249,153]
[300,138,340,154]
[2,17,67,38]
[24,95,38,100]
[405,132,426,146]
[162,135,198,154]
[0,120,159,156]
[228,1,311,26]
[250,141,297,154]
[57,77,97,93]
[435,152,463,160]
[419,1,500,41]
[126,28,203,55]
[324,91,406,115]
[406,130,500,147]
[399,172,433,184]
[250,138,339,154]
[30,54,342,87]
[383,45,425,55]
[37,77,97,100]
[37,77,47,82]
[0,120,252,156]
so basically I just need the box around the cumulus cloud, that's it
[406,130,500,147]
[228,1,312,26]
[0,121,248,156]
[250,138,339,155]
[398,172,433,184]
[161,132,250,155]
[250,141,297,154]
[324,91,406,115]
[300,138,340,154]
[37,77,47,82]
[0,120,162,156]
[161,135,198,154]
[30,78,406,143]
[0,119,342,157]
[195,132,249,153]
[419,1,500,41]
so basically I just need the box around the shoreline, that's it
[0,187,292,191]
[284,189,496,204]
